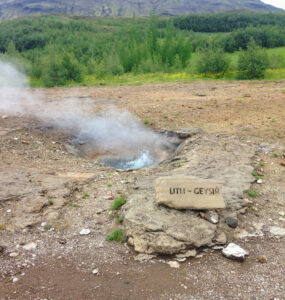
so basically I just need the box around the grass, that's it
[110,196,126,210]
[0,224,5,230]
[273,153,280,158]
[82,193,89,199]
[106,229,125,243]
[247,190,259,198]
[48,199,54,205]
[251,171,263,180]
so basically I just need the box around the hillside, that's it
[0,0,282,20]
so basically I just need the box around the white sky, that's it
[261,0,285,10]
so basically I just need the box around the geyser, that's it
[0,60,178,169]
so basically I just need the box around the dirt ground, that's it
[0,80,285,300]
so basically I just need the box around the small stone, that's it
[280,160,285,167]
[222,243,249,262]
[215,232,227,245]
[2,115,8,119]
[92,269,99,275]
[23,242,37,251]
[12,277,19,283]
[257,179,263,184]
[0,245,6,253]
[176,258,186,262]
[80,229,91,235]
[279,212,285,217]
[134,254,156,262]
[167,261,180,268]
[225,217,238,229]
[6,209,11,213]
[176,249,197,259]
[257,255,267,263]
[58,238,67,245]
[41,222,47,227]
[9,252,19,257]
[269,226,285,237]
[205,211,219,224]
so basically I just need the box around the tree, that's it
[237,39,269,79]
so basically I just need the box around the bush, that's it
[237,40,269,79]
[195,46,230,76]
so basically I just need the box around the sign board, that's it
[155,176,225,210]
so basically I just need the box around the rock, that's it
[225,217,238,229]
[222,243,249,262]
[167,261,180,268]
[257,179,263,184]
[92,269,99,275]
[0,245,6,253]
[176,249,197,259]
[134,254,156,262]
[58,238,67,245]
[23,242,37,251]
[9,252,19,257]
[205,211,219,224]
[12,277,19,283]
[123,134,254,254]
[156,177,225,210]
[269,226,285,237]
[257,255,267,263]
[280,160,285,167]
[215,232,227,245]
[80,229,91,235]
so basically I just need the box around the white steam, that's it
[0,61,173,168]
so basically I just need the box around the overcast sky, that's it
[261,0,285,10]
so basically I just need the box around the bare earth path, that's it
[0,80,285,299]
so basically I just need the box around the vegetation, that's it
[110,197,126,210]
[0,12,284,87]
[247,190,259,198]
[106,229,125,243]
[237,40,269,79]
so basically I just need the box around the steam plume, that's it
[0,61,172,167]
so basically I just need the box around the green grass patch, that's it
[106,229,125,243]
[247,190,259,198]
[82,193,89,199]
[251,171,263,180]
[110,197,126,210]
[48,199,54,205]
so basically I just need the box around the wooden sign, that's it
[155,176,225,210]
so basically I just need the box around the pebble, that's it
[80,229,91,235]
[205,211,219,224]
[225,217,239,229]
[12,277,19,283]
[23,242,37,251]
[6,209,11,213]
[215,232,227,245]
[269,226,285,237]
[257,179,263,184]
[222,243,249,262]
[9,252,19,257]
[176,249,197,259]
[257,255,268,263]
[167,261,180,268]
[92,269,99,275]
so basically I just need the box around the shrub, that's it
[195,46,230,76]
[237,39,269,79]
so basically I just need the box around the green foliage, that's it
[195,46,230,75]
[106,229,125,243]
[237,40,269,79]
[173,11,285,33]
[82,193,89,199]
[110,197,126,210]
[251,171,263,180]
[247,190,259,198]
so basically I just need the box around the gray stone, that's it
[222,243,249,262]
[269,226,285,237]
[215,232,227,245]
[205,211,219,224]
[226,217,239,228]
[176,249,197,258]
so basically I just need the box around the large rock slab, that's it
[156,176,225,210]
[123,133,255,255]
